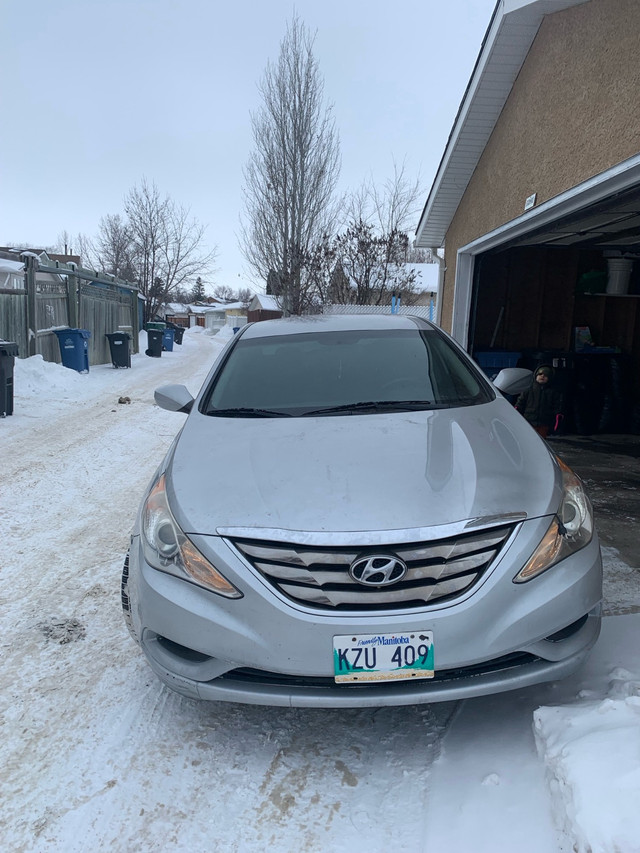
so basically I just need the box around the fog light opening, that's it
[544,613,589,643]
[156,635,213,663]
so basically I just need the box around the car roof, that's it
[240,313,433,339]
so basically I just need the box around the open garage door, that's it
[469,184,640,435]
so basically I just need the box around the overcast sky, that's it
[1,0,496,292]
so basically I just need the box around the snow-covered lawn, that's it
[1,328,639,853]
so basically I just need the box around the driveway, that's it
[552,434,640,613]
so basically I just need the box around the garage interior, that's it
[469,184,640,436]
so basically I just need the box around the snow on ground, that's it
[1,328,639,853]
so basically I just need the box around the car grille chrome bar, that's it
[230,525,514,611]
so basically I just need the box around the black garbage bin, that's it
[172,327,185,345]
[0,340,18,417]
[145,329,163,358]
[106,332,132,368]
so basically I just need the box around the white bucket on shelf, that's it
[606,258,633,294]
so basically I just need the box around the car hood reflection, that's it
[167,399,560,536]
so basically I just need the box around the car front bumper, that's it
[123,517,603,708]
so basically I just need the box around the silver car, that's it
[122,314,602,707]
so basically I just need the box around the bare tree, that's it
[213,284,235,301]
[94,214,137,280]
[313,162,426,307]
[329,220,419,306]
[368,161,424,237]
[124,180,168,321]
[344,161,424,237]
[55,229,74,255]
[240,16,340,315]
[236,287,253,310]
[73,232,98,269]
[125,179,217,321]
[406,246,434,264]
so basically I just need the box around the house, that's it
[203,301,248,334]
[247,293,283,322]
[414,0,640,433]
[164,302,218,328]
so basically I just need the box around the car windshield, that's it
[202,328,493,417]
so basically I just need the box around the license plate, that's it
[333,631,434,683]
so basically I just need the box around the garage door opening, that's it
[468,183,640,436]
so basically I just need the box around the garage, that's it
[414,0,640,438]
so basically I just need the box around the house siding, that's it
[440,0,640,332]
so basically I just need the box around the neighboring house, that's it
[247,293,283,323]
[0,257,25,291]
[203,301,248,334]
[165,302,220,328]
[164,303,192,327]
[414,0,640,427]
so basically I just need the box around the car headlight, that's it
[141,473,242,598]
[514,457,594,583]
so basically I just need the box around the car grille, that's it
[230,525,514,611]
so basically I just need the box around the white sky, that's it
[1,0,496,290]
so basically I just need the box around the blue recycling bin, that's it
[162,328,175,351]
[54,329,91,373]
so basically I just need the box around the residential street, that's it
[1,329,639,853]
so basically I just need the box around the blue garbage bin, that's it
[162,328,175,352]
[54,329,91,373]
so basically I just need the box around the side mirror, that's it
[493,367,532,396]
[154,384,194,413]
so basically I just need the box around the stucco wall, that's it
[440,0,640,331]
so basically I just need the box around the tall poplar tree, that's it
[240,17,340,315]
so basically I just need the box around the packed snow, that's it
[1,326,639,853]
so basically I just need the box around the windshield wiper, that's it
[301,400,434,416]
[206,407,292,418]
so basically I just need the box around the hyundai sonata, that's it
[121,314,602,707]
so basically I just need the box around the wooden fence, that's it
[0,253,139,365]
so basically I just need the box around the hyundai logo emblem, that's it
[349,554,408,587]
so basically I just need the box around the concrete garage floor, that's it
[551,434,640,615]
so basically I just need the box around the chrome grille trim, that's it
[230,524,515,612]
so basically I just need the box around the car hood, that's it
[166,399,561,537]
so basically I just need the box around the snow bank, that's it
[534,667,640,853]
[13,353,87,397]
